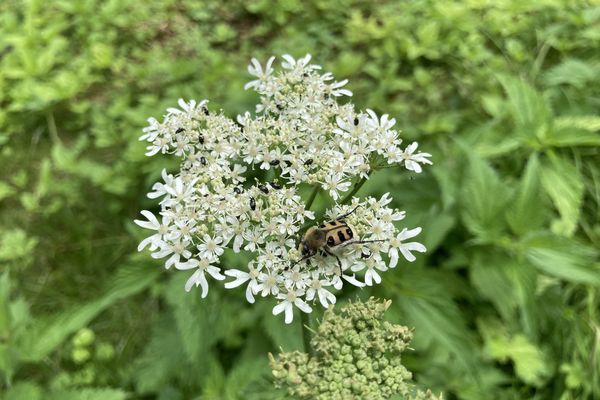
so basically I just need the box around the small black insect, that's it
[258,184,269,194]
[270,182,282,190]
[175,128,185,133]
[304,159,314,166]
[354,117,359,126]
[276,103,283,111]
[302,72,309,78]
[269,160,280,166]
[202,106,209,116]
[198,134,205,144]
[200,156,207,165]
[249,197,256,211]
[233,186,243,194]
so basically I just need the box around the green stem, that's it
[300,311,313,355]
[340,171,372,205]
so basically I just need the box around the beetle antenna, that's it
[334,204,360,221]
[339,239,387,248]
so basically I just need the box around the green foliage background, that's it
[1,0,599,398]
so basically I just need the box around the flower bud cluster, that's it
[269,298,442,399]
[135,55,431,323]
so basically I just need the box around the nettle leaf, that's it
[521,233,600,285]
[499,76,551,139]
[460,155,512,241]
[539,155,584,237]
[506,153,546,235]
[133,316,186,394]
[479,319,550,387]
[543,58,598,89]
[546,116,600,147]
[165,274,215,363]
[18,263,160,362]
[5,381,42,400]
[470,252,517,320]
[46,388,127,400]
[507,261,538,339]
[0,229,38,262]
[395,270,478,371]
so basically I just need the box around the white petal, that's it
[364,271,373,286]
[399,227,422,241]
[273,302,287,316]
[388,249,399,269]
[294,299,312,314]
[245,284,256,304]
[284,303,294,324]
[176,259,199,270]
[405,242,427,253]
[207,266,226,280]
[400,247,417,262]
[372,270,382,284]
[343,274,365,288]
[224,270,250,288]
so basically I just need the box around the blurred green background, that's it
[1,0,599,399]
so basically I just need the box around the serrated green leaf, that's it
[461,155,512,241]
[499,76,551,139]
[479,320,550,386]
[133,316,185,394]
[18,263,160,362]
[543,58,598,89]
[0,181,15,201]
[539,155,584,237]
[506,153,546,235]
[396,270,478,372]
[5,381,42,400]
[470,252,517,320]
[165,274,212,362]
[0,273,10,340]
[522,233,600,285]
[47,387,127,400]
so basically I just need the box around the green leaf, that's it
[479,319,550,386]
[539,155,584,237]
[506,153,546,235]
[470,252,517,320]
[0,181,15,202]
[47,388,127,400]
[18,263,160,362]
[0,273,10,340]
[546,116,600,147]
[522,233,600,285]
[395,270,478,372]
[133,316,185,394]
[460,155,512,241]
[507,261,538,338]
[543,58,598,89]
[0,229,38,262]
[499,76,551,139]
[5,381,42,400]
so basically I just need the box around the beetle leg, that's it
[323,248,342,276]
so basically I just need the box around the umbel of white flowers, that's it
[135,54,432,324]
[269,298,442,399]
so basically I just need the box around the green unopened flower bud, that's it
[269,298,442,400]
[71,347,91,364]
[95,342,115,361]
[72,328,95,347]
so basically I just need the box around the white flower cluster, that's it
[135,54,431,323]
